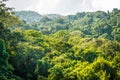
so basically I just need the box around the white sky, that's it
[6,0,120,15]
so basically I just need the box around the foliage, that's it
[0,1,120,79]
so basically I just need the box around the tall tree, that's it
[0,0,21,40]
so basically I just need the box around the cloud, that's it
[35,0,60,14]
[54,0,93,14]
[6,0,120,15]
[35,0,94,15]
[92,0,120,11]
[6,0,39,10]
[6,0,94,15]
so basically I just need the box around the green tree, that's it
[0,38,13,79]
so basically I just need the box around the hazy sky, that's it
[6,0,120,15]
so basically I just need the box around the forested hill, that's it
[15,11,42,23]
[15,8,120,42]
[15,11,63,23]
[0,0,120,79]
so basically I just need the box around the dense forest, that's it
[0,0,120,80]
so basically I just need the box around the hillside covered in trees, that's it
[0,0,120,80]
